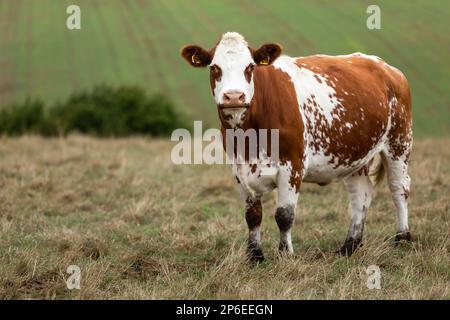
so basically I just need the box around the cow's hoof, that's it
[395,231,412,244]
[278,242,290,253]
[247,247,265,263]
[277,243,294,258]
[338,237,362,257]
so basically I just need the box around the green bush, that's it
[0,85,187,137]
[0,99,57,136]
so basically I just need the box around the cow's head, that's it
[181,32,282,126]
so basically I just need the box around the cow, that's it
[180,32,413,262]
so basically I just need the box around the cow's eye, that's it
[244,64,255,83]
[210,65,222,81]
[210,65,219,73]
[210,65,221,75]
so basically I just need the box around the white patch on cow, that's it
[275,160,299,254]
[273,56,343,122]
[233,160,277,200]
[210,32,255,105]
[341,52,382,63]
[320,52,381,64]
[249,225,261,248]
[276,161,299,208]
[344,174,373,239]
[382,148,411,232]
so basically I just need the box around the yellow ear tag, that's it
[191,53,201,64]
[259,56,270,65]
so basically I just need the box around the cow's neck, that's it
[217,79,267,131]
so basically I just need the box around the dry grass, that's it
[0,135,448,299]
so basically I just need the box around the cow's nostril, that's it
[223,91,246,105]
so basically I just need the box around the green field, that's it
[0,0,449,136]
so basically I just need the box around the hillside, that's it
[0,0,448,137]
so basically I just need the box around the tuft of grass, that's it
[0,136,449,299]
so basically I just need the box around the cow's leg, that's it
[275,164,300,255]
[245,197,264,262]
[339,173,373,256]
[384,154,412,243]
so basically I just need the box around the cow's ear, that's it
[252,43,283,66]
[181,45,211,68]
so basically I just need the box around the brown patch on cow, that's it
[314,74,322,83]
[245,197,265,263]
[403,187,410,200]
[244,64,254,83]
[180,45,212,67]
[209,64,222,95]
[251,43,283,66]
[289,168,301,193]
[245,198,262,229]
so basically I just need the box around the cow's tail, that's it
[369,153,386,186]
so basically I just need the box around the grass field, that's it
[0,136,448,299]
[0,0,449,137]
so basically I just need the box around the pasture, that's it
[0,136,448,299]
[0,0,449,136]
[0,0,449,300]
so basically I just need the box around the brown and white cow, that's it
[181,32,413,262]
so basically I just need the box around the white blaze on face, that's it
[210,32,255,105]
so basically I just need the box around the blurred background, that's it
[0,0,448,137]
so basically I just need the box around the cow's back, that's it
[270,53,411,183]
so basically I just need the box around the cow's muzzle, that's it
[221,90,247,108]
[218,104,250,111]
